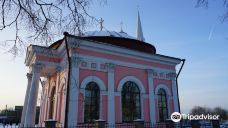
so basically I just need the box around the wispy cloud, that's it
[208,25,215,40]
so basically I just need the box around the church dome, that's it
[83,30,135,39]
[50,30,156,54]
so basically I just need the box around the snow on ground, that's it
[0,124,18,128]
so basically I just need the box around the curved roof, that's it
[50,31,156,54]
[83,30,135,39]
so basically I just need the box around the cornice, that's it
[68,37,182,66]
[25,45,59,66]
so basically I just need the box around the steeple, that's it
[136,11,145,41]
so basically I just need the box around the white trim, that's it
[80,76,106,91]
[155,84,171,96]
[117,76,145,93]
[117,76,145,122]
[80,76,106,122]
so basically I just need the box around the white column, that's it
[67,57,80,127]
[38,84,45,126]
[171,73,179,112]
[20,73,32,127]
[147,69,156,124]
[107,63,115,124]
[24,64,42,127]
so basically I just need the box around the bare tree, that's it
[190,106,228,120]
[0,0,105,57]
[190,106,212,115]
[196,0,228,22]
[213,107,228,120]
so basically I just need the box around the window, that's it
[49,86,56,119]
[157,88,168,122]
[121,81,141,122]
[84,82,100,123]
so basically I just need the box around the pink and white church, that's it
[20,14,184,127]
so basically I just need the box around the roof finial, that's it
[99,18,104,31]
[136,10,145,41]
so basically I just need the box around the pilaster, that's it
[67,57,80,127]
[147,69,156,124]
[107,63,115,124]
[170,73,179,113]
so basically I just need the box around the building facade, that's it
[21,15,183,127]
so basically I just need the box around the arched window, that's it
[157,88,168,122]
[122,81,141,122]
[84,82,100,123]
[49,86,56,119]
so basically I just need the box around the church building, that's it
[20,13,184,127]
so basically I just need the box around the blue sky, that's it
[0,0,228,113]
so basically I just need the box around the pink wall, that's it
[153,78,172,95]
[170,99,174,114]
[155,99,159,122]
[74,48,175,70]
[143,98,150,122]
[102,95,108,121]
[78,93,84,123]
[115,96,121,123]
[114,65,148,92]
[79,69,108,89]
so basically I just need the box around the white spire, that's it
[136,11,145,41]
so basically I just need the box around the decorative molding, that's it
[31,64,44,73]
[154,84,171,96]
[167,72,177,80]
[117,76,146,94]
[78,54,176,73]
[67,37,80,48]
[79,60,108,72]
[33,46,58,56]
[71,57,82,67]
[107,63,115,73]
[151,70,176,80]
[146,69,154,77]
[25,45,59,66]
[80,76,106,92]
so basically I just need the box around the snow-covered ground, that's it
[0,124,18,128]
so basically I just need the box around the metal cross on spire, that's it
[99,18,104,31]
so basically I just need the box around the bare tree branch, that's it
[0,0,105,56]
[196,0,228,22]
